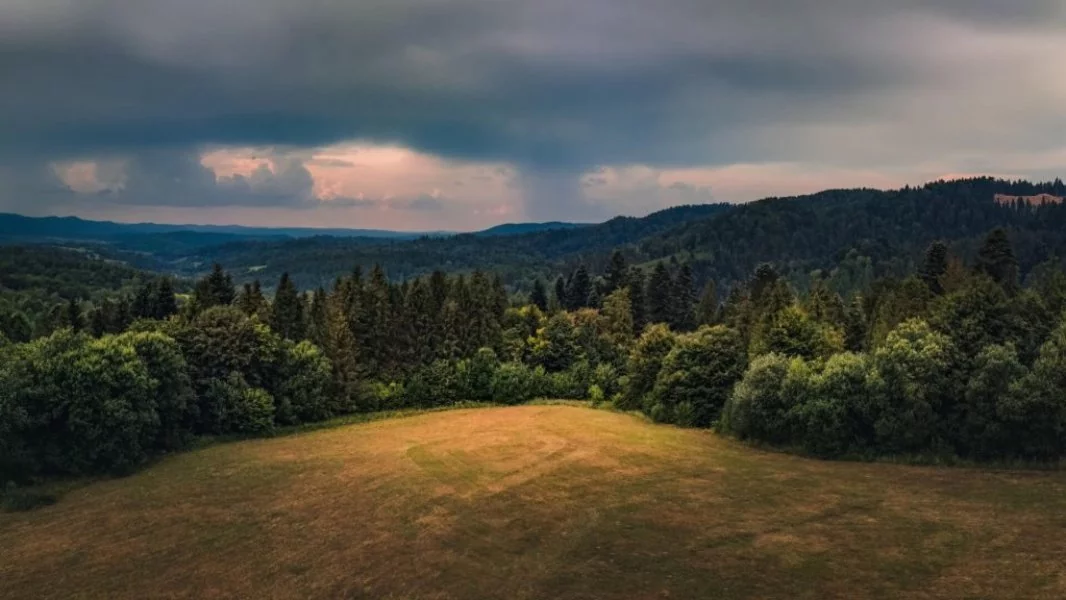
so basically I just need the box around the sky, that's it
[1,1,1064,231]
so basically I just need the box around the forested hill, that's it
[177,203,735,289]
[182,178,1066,292]
[642,177,1066,287]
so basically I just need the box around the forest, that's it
[3,178,1066,484]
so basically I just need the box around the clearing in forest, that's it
[3,405,1066,599]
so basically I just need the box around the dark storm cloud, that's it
[1,0,1063,220]
[1,0,1061,167]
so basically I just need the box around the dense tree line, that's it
[5,222,1066,485]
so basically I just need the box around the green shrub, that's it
[588,384,605,406]
[490,362,549,404]
[275,341,334,425]
[648,326,746,427]
[721,353,794,442]
[619,324,675,411]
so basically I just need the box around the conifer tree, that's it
[132,282,154,319]
[193,264,236,312]
[696,280,718,326]
[307,287,329,348]
[627,267,647,334]
[530,278,549,312]
[976,228,1019,292]
[920,241,949,295]
[554,276,568,311]
[604,250,628,294]
[270,273,306,341]
[843,295,868,352]
[566,265,592,310]
[237,281,268,317]
[151,277,178,320]
[65,297,83,332]
[671,264,696,331]
[646,262,673,325]
[750,263,780,308]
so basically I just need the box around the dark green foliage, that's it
[491,362,550,404]
[565,265,592,310]
[647,326,746,427]
[604,250,628,295]
[237,280,268,317]
[976,228,1019,292]
[920,241,949,295]
[530,278,549,312]
[192,264,236,313]
[670,264,696,331]
[618,324,675,411]
[646,263,673,326]
[696,281,718,327]
[270,273,306,341]
[721,353,797,444]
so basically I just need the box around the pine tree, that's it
[153,277,179,319]
[307,287,329,348]
[696,280,718,326]
[646,262,673,325]
[627,267,647,334]
[604,250,628,294]
[843,295,868,352]
[554,276,568,311]
[976,228,1019,292]
[530,278,549,312]
[920,241,949,295]
[193,264,236,311]
[750,263,780,308]
[270,273,306,340]
[65,297,83,332]
[670,264,696,331]
[132,282,154,319]
[566,265,592,310]
[89,305,108,337]
[237,281,267,317]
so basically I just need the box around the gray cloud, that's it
[1,1,1064,218]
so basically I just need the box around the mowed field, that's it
[3,405,1066,600]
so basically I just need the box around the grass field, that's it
[3,405,1066,599]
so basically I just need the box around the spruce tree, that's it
[132,282,154,319]
[920,241,949,295]
[604,250,628,294]
[566,265,592,310]
[843,295,868,352]
[65,297,83,332]
[646,262,673,325]
[750,263,780,308]
[627,267,647,334]
[976,228,1019,292]
[153,277,179,319]
[554,276,568,311]
[530,278,549,312]
[307,287,329,348]
[696,280,718,326]
[671,264,696,331]
[193,264,236,311]
[270,273,306,341]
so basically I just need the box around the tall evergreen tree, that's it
[696,280,718,326]
[193,264,236,311]
[750,263,780,308]
[566,265,592,310]
[65,297,83,332]
[604,250,628,294]
[554,276,568,311]
[270,273,306,341]
[646,262,673,325]
[530,278,549,312]
[920,241,949,295]
[843,295,868,352]
[976,228,1019,292]
[671,264,696,331]
[153,277,179,320]
[307,287,329,348]
[237,281,267,317]
[132,282,154,319]
[627,267,647,334]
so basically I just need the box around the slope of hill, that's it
[3,405,1064,600]
[475,221,586,236]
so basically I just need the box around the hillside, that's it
[3,405,1064,600]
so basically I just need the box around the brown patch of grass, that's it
[3,405,1066,599]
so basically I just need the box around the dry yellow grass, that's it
[3,405,1066,599]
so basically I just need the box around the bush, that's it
[550,360,593,399]
[458,347,499,402]
[592,362,621,397]
[369,381,407,410]
[205,373,276,435]
[619,324,675,411]
[648,326,746,427]
[721,353,794,442]
[588,384,606,406]
[800,353,881,457]
[957,344,1026,459]
[275,341,334,425]
[490,362,549,404]
[998,323,1066,460]
[405,360,462,407]
[114,331,195,451]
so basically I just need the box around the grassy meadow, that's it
[3,404,1066,599]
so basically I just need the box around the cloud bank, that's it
[1,0,1063,226]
